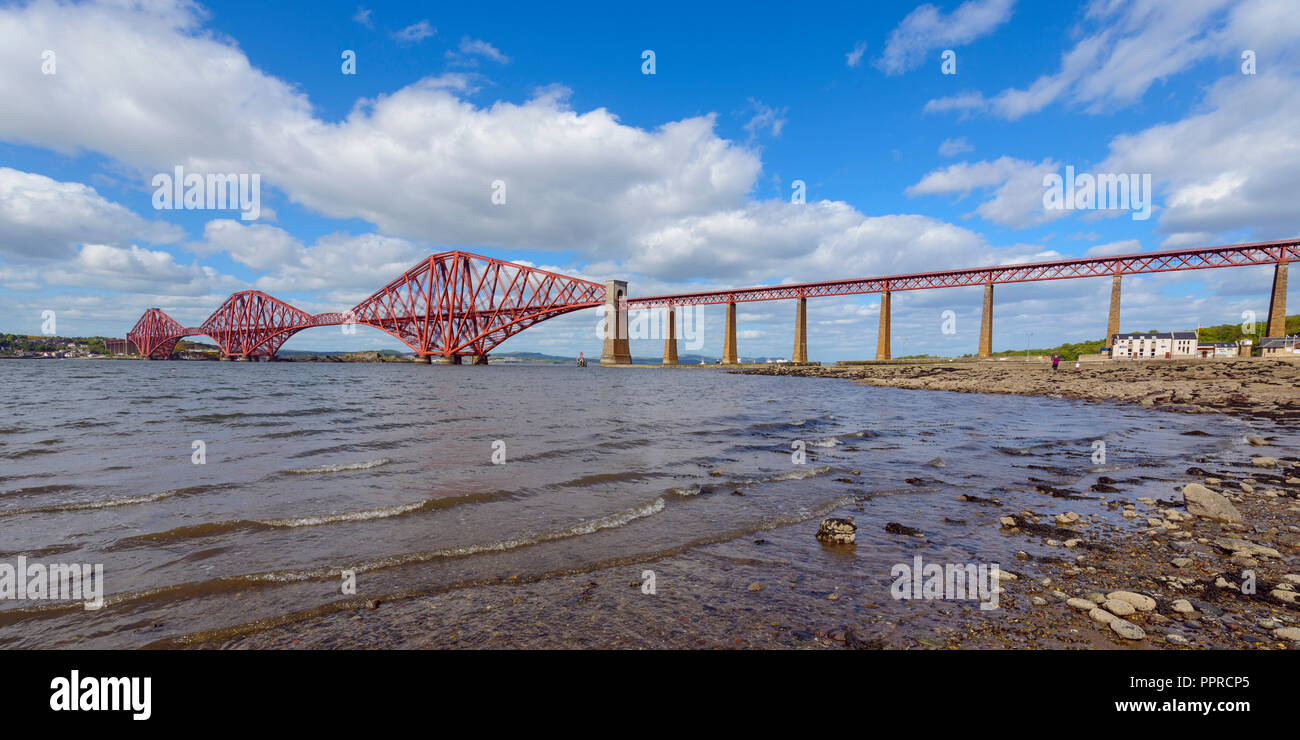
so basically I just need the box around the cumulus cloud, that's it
[44,243,243,295]
[876,0,1015,75]
[194,220,429,301]
[1097,72,1300,241]
[0,167,182,260]
[0,1,762,260]
[907,156,1064,228]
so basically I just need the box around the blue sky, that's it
[1,0,1297,360]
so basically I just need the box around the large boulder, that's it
[1181,483,1243,523]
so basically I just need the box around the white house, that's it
[1110,331,1198,359]
[1196,341,1238,358]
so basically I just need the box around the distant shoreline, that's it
[742,358,1300,425]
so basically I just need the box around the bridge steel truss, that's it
[127,252,605,360]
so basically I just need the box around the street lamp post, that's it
[1025,332,1033,362]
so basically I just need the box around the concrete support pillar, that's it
[219,354,231,362]
[472,354,489,365]
[418,355,432,364]
[722,301,738,364]
[793,297,807,363]
[600,279,632,365]
[663,305,679,365]
[439,355,462,365]
[875,290,891,361]
[1105,274,1122,349]
[978,282,994,358]
[1267,260,1289,338]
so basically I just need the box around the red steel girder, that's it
[198,290,318,357]
[126,308,187,359]
[625,238,1300,308]
[347,251,604,357]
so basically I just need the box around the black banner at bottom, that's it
[0,648,1284,727]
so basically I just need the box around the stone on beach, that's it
[1102,599,1135,616]
[1109,619,1146,640]
[816,517,857,544]
[1106,591,1156,612]
[884,522,923,537]
[1181,483,1243,523]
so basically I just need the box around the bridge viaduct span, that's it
[609,238,1297,364]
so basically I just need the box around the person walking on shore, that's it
[1051,354,1060,371]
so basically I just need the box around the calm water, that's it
[0,360,1288,648]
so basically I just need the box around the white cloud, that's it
[456,37,509,64]
[907,156,1064,228]
[741,98,788,143]
[393,19,435,44]
[876,0,1016,75]
[845,41,867,68]
[0,167,182,260]
[194,219,428,301]
[1097,71,1300,241]
[0,1,762,261]
[352,6,372,28]
[924,0,1300,120]
[45,244,243,295]
[922,92,989,117]
[938,137,974,157]
[1083,239,1141,257]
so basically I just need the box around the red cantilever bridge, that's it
[128,252,606,363]
[128,239,1295,364]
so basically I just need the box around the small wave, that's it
[283,458,391,474]
[0,447,61,460]
[763,465,835,482]
[109,491,507,547]
[0,489,180,518]
[809,437,841,448]
[0,483,83,499]
[259,500,431,527]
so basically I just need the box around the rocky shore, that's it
[743,359,1300,424]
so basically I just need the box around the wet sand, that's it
[199,360,1300,650]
